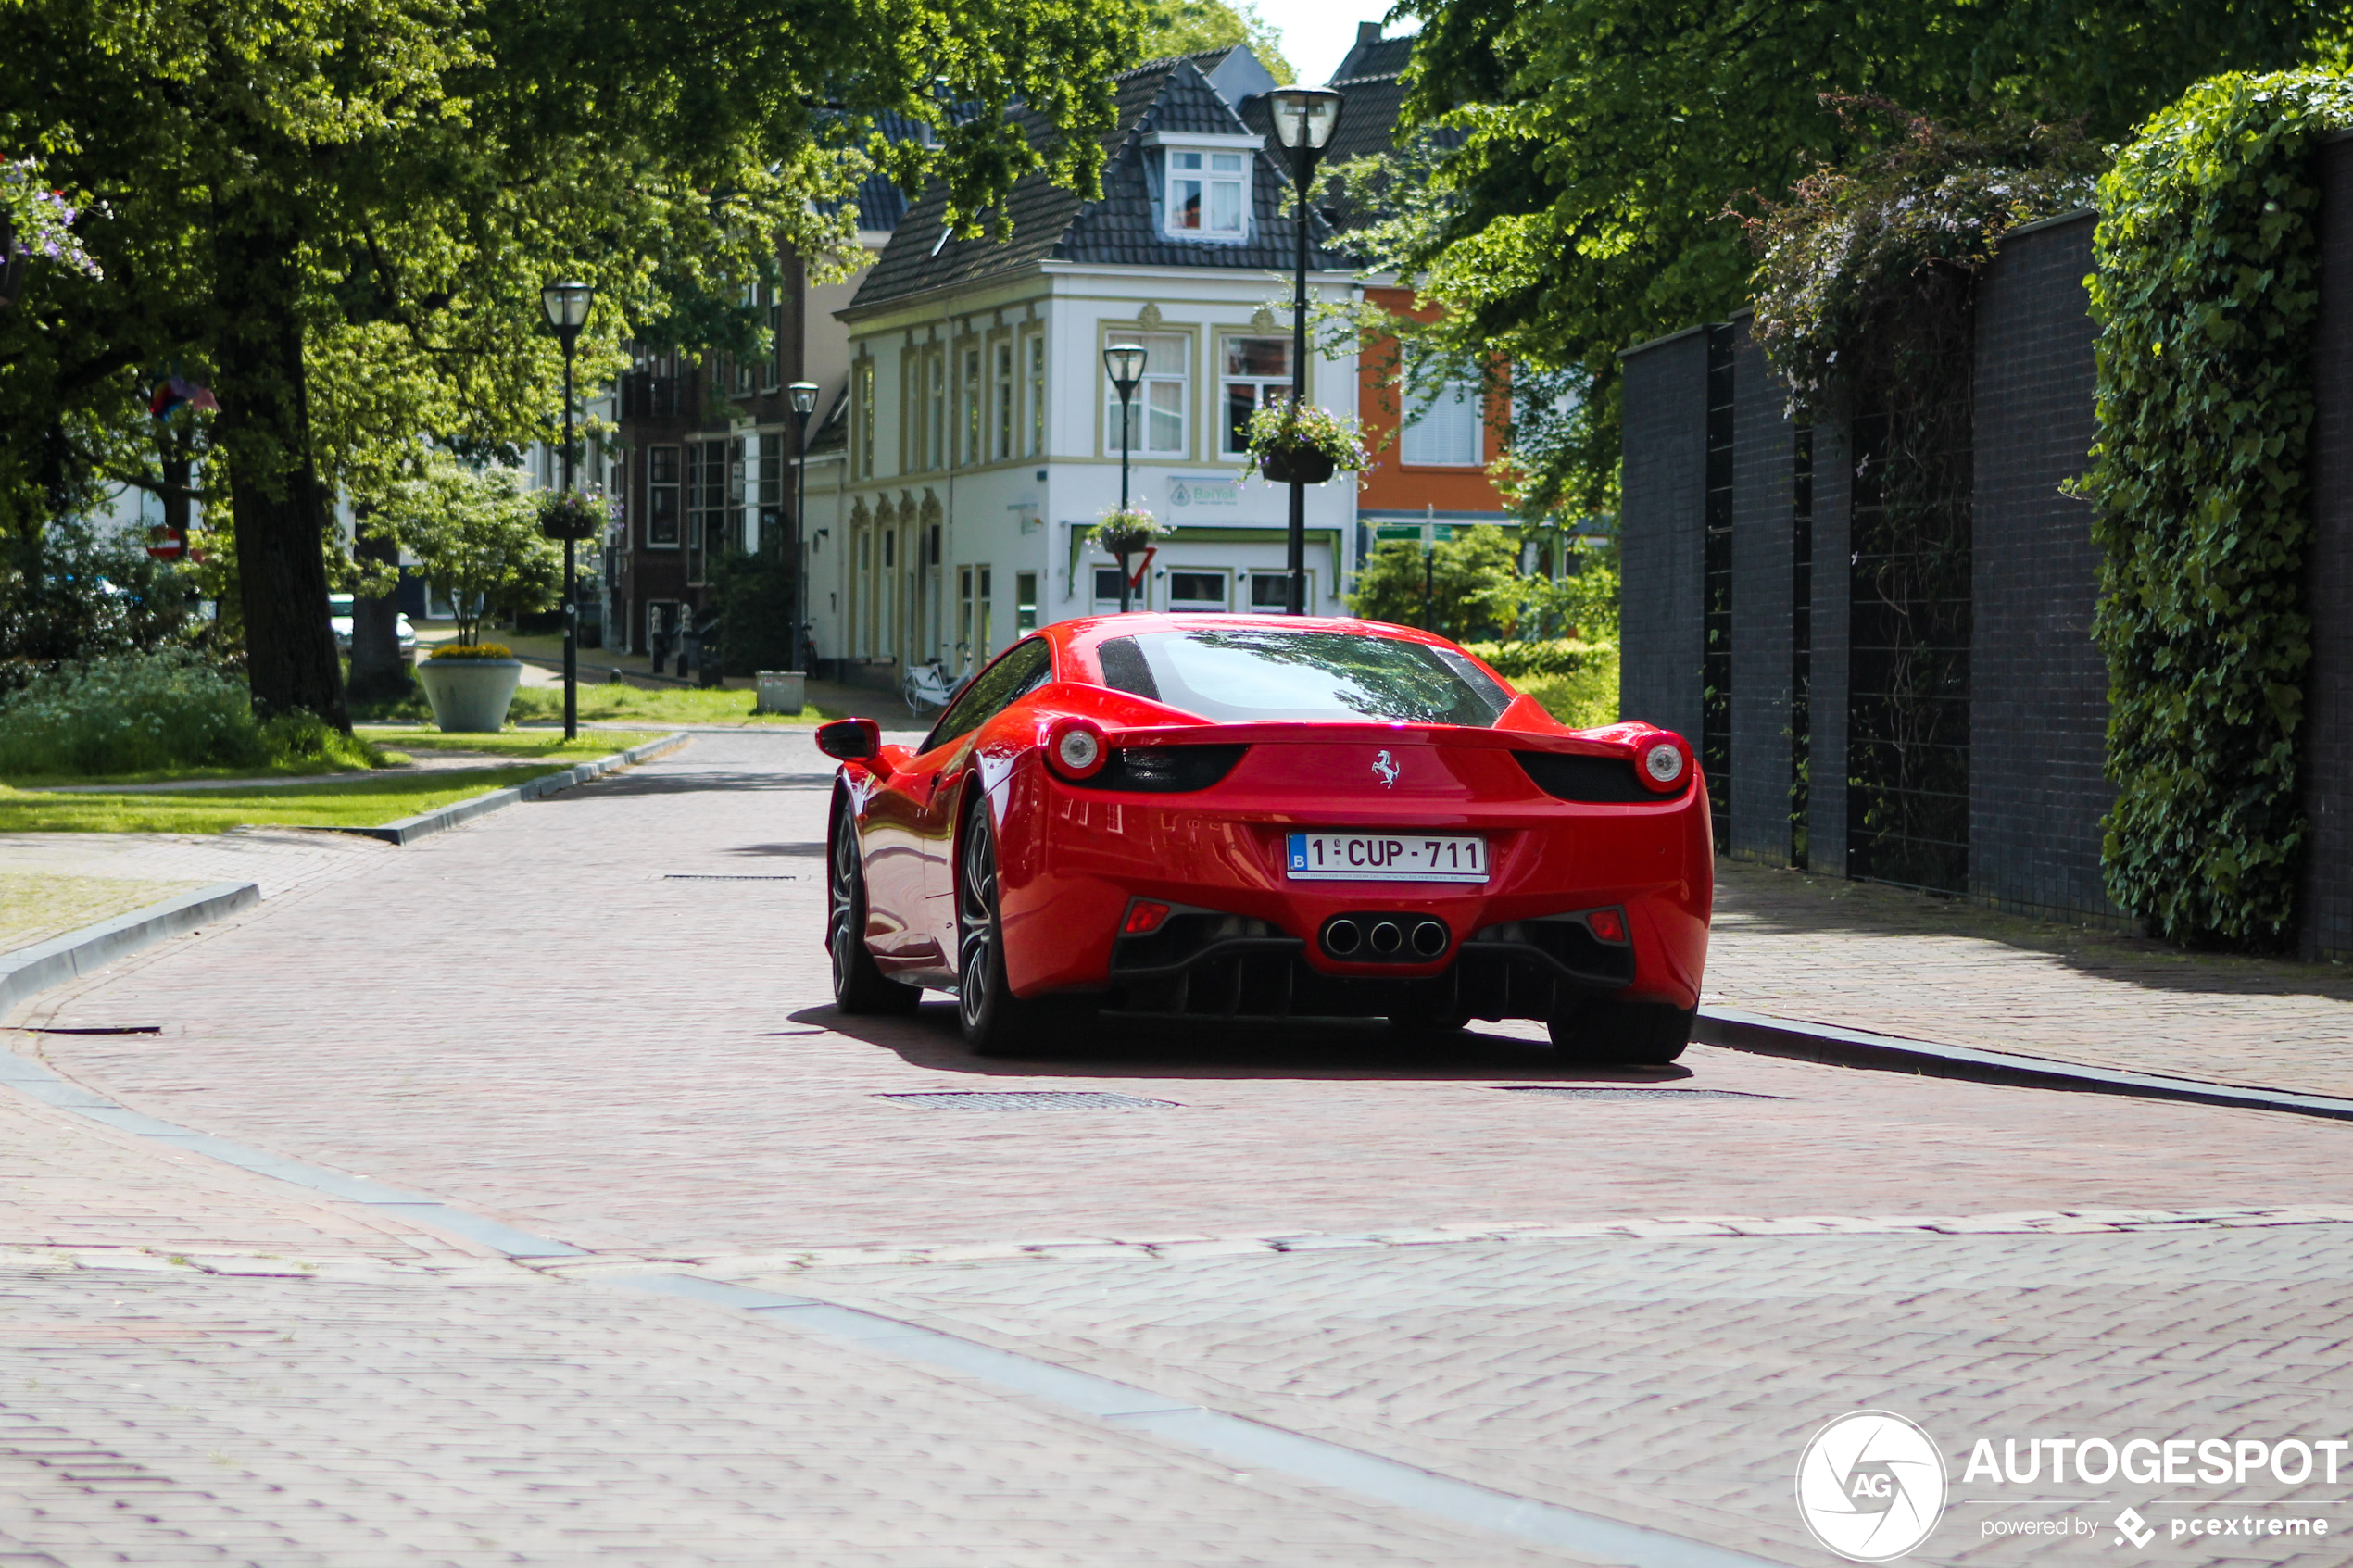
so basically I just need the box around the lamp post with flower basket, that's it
[1265,86,1344,615]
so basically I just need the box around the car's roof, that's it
[1043,613,1466,654]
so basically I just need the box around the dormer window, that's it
[1146,133,1261,242]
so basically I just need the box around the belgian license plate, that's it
[1285,833,1489,884]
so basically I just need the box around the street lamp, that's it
[1266,85,1344,617]
[786,380,821,676]
[1102,342,1148,612]
[540,279,595,739]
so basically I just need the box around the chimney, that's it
[1356,20,1381,45]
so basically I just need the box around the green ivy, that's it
[2087,70,2353,948]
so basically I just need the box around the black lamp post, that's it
[1101,342,1148,611]
[540,279,595,740]
[786,380,820,675]
[1266,85,1344,617]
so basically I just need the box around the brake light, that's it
[1638,734,1689,792]
[1585,909,1628,944]
[1047,718,1108,780]
[1123,900,1171,935]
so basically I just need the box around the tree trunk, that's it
[347,511,410,703]
[211,197,349,729]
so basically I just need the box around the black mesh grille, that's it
[1093,745,1247,793]
[1514,751,1657,804]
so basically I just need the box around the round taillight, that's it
[1049,720,1107,779]
[1642,739,1686,787]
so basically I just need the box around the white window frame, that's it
[1165,568,1230,614]
[1219,333,1294,457]
[1402,373,1487,468]
[1102,329,1189,458]
[1144,132,1259,244]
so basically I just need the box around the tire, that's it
[1547,998,1693,1065]
[955,803,1081,1057]
[828,803,922,1015]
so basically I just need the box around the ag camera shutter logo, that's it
[1796,1411,1948,1561]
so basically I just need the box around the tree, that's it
[371,457,558,649]
[1137,0,1293,83]
[1384,0,2345,515]
[2,0,1131,725]
[1348,524,1523,643]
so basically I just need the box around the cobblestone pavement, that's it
[10,730,2353,1564]
[1709,862,2353,1098]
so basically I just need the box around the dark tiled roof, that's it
[1329,31,1416,87]
[848,59,1341,313]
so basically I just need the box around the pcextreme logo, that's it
[1796,1411,1950,1562]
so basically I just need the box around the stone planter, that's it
[1259,446,1337,485]
[418,658,522,733]
[755,671,806,715]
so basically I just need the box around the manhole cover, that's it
[876,1091,1178,1111]
[664,873,800,881]
[1496,1086,1781,1101]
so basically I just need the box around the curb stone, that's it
[318,730,690,845]
[1696,1004,2353,1124]
[0,881,259,1017]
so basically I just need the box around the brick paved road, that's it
[10,729,2353,1564]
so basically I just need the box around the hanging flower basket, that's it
[536,488,610,542]
[1088,507,1170,559]
[1238,401,1371,487]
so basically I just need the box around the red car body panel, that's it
[825,614,1713,1020]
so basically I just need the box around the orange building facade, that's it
[1353,284,1512,544]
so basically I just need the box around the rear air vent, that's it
[1090,744,1247,793]
[1514,751,1661,804]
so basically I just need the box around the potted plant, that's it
[1239,400,1373,487]
[536,488,611,542]
[1088,507,1170,612]
[374,456,561,732]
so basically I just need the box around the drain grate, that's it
[876,1091,1178,1112]
[664,873,800,881]
[1496,1085,1780,1101]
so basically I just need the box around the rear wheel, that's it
[956,805,1082,1057]
[828,805,921,1015]
[1548,998,1693,1065]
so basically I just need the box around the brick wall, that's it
[1619,327,1711,744]
[1967,211,2118,922]
[2303,135,2353,960]
[1728,319,1795,864]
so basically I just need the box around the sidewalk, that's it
[1706,859,2353,1099]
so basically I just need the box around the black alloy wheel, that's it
[828,802,920,1014]
[955,803,1079,1056]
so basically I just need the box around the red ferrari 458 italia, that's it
[816,614,1711,1061]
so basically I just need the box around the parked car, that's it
[815,614,1712,1061]
[328,594,418,654]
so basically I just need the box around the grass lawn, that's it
[362,727,668,759]
[0,765,572,834]
[0,873,206,951]
[505,684,826,726]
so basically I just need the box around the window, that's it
[977,566,993,660]
[1221,337,1292,455]
[853,359,875,479]
[758,432,782,509]
[1093,629,1512,727]
[1167,571,1228,612]
[962,345,983,465]
[993,341,1014,461]
[1104,331,1189,457]
[928,350,948,470]
[1026,332,1047,457]
[1165,149,1248,238]
[1403,376,1485,467]
[763,285,783,392]
[921,636,1053,753]
[1015,571,1038,633]
[686,437,728,583]
[647,445,681,546]
[1094,566,1131,607]
[1248,572,1294,610]
[957,565,975,669]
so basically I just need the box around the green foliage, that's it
[710,543,798,677]
[0,521,195,691]
[1235,402,1373,474]
[1348,524,1522,642]
[1136,0,1292,83]
[368,457,560,648]
[1516,653,1620,730]
[1744,103,2105,415]
[2086,69,2353,949]
[1388,0,2343,516]
[0,649,384,777]
[1088,508,1170,557]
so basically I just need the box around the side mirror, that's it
[815,717,881,762]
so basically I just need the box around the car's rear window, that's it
[1094,629,1512,727]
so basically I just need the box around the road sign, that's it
[145,525,186,561]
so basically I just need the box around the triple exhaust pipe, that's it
[1320,913,1450,962]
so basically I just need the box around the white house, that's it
[801,52,1364,684]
